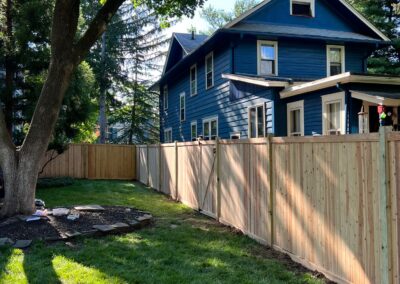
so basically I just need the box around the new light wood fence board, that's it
[137,132,400,284]
[40,144,135,180]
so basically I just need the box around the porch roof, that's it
[279,73,400,98]
[350,85,400,106]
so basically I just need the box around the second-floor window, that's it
[190,65,197,95]
[163,85,168,110]
[203,116,218,140]
[205,52,214,89]
[327,45,345,76]
[248,104,265,138]
[258,41,278,76]
[180,93,185,122]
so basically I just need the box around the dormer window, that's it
[290,0,314,17]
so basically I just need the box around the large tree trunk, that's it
[0,0,125,217]
[4,0,15,134]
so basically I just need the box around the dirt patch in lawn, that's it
[0,206,152,242]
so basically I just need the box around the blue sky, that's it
[166,0,237,35]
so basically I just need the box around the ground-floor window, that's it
[164,128,172,143]
[191,121,197,141]
[230,132,241,139]
[322,92,345,135]
[203,116,218,140]
[287,100,304,136]
[248,104,265,138]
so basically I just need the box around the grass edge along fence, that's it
[137,128,400,284]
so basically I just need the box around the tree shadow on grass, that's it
[18,221,323,284]
[0,247,13,278]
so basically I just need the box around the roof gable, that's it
[163,33,209,75]
[225,0,389,41]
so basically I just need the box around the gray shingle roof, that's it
[227,23,381,43]
[174,33,209,54]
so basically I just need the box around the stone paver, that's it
[93,224,115,232]
[74,205,105,212]
[14,240,32,249]
[0,238,13,247]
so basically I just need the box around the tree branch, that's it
[73,0,125,64]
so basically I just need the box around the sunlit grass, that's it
[0,180,324,284]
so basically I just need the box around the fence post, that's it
[175,141,179,201]
[216,138,221,222]
[267,135,274,247]
[146,145,150,186]
[158,143,162,192]
[379,126,391,284]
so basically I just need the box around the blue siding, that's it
[160,46,279,142]
[234,38,370,79]
[244,0,361,33]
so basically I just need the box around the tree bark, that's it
[0,0,125,217]
[99,32,108,144]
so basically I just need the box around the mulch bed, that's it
[0,206,153,245]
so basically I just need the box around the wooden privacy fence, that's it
[40,144,136,180]
[137,129,400,284]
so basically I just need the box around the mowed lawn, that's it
[0,180,325,284]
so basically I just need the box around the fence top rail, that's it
[272,133,379,144]
[388,132,400,141]
[70,143,136,148]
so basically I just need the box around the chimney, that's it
[191,30,195,40]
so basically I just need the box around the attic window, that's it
[290,0,314,17]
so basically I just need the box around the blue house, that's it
[155,0,400,142]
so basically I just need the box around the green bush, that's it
[36,177,75,189]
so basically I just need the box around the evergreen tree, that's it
[83,2,166,144]
[349,0,400,74]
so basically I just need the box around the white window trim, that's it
[205,52,214,90]
[257,40,278,76]
[290,0,315,17]
[287,100,305,136]
[326,45,345,77]
[230,132,241,139]
[180,92,186,122]
[322,92,346,135]
[163,85,168,110]
[164,127,172,143]
[190,64,197,96]
[202,115,218,140]
[191,121,197,141]
[248,103,266,138]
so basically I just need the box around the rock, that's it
[0,238,13,247]
[64,231,81,238]
[128,220,141,228]
[53,208,70,216]
[92,224,115,233]
[136,214,153,222]
[170,224,178,229]
[35,199,46,208]
[80,229,99,236]
[112,222,130,233]
[67,213,80,221]
[14,240,32,249]
[74,205,105,212]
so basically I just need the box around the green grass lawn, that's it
[0,180,325,284]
